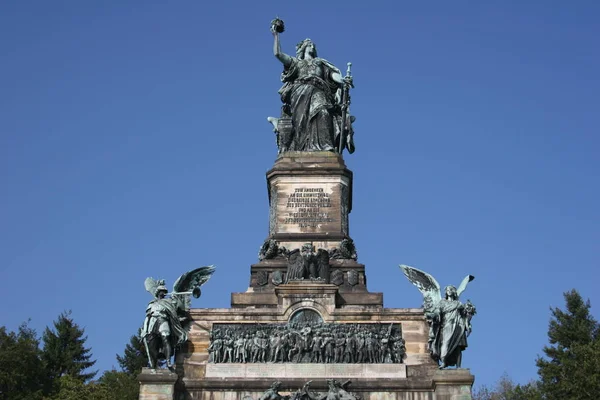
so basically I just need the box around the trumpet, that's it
[168,287,202,298]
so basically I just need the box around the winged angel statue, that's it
[399,265,476,369]
[141,266,216,369]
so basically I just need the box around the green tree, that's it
[116,329,148,375]
[97,370,139,400]
[472,374,541,400]
[536,289,600,400]
[93,330,146,400]
[49,375,109,400]
[42,311,97,394]
[0,323,45,400]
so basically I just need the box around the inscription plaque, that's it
[273,179,348,236]
[283,187,334,228]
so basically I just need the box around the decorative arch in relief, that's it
[289,308,323,325]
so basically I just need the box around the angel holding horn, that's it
[141,266,216,369]
[399,265,477,369]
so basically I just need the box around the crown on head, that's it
[296,38,312,50]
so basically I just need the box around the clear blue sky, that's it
[1,0,599,389]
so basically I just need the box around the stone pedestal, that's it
[432,369,475,400]
[267,151,352,250]
[138,368,178,400]
[275,281,339,318]
[152,152,475,400]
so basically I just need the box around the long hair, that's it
[296,38,317,59]
[444,285,458,300]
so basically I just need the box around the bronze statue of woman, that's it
[270,20,354,153]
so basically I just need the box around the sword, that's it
[142,331,155,369]
[338,62,353,154]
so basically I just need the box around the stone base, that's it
[174,280,474,399]
[205,363,407,379]
[138,368,178,400]
[432,369,474,400]
[236,262,382,311]
[267,151,353,248]
[178,366,473,400]
[173,148,476,398]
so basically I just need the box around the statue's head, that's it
[445,285,458,299]
[296,38,317,59]
[155,285,168,298]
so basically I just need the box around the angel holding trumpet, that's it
[141,266,216,369]
[400,265,476,369]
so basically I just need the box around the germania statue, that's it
[268,18,356,155]
[399,265,477,369]
[141,266,216,369]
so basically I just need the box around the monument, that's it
[138,18,476,400]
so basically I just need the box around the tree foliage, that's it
[42,311,97,394]
[0,314,146,400]
[536,289,600,400]
[97,370,139,400]
[100,329,148,400]
[476,289,600,400]
[472,374,541,400]
[116,329,147,376]
[50,372,140,400]
[0,323,45,400]
[49,375,108,400]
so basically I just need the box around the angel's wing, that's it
[399,265,442,305]
[173,265,216,293]
[456,274,475,298]
[144,277,160,299]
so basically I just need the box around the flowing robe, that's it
[431,299,468,366]
[279,58,345,152]
[141,297,188,347]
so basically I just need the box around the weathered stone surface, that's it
[178,363,473,398]
[205,363,407,378]
[138,368,178,400]
[267,152,352,247]
[331,269,344,286]
[432,369,475,400]
[245,259,369,292]
[182,305,433,379]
